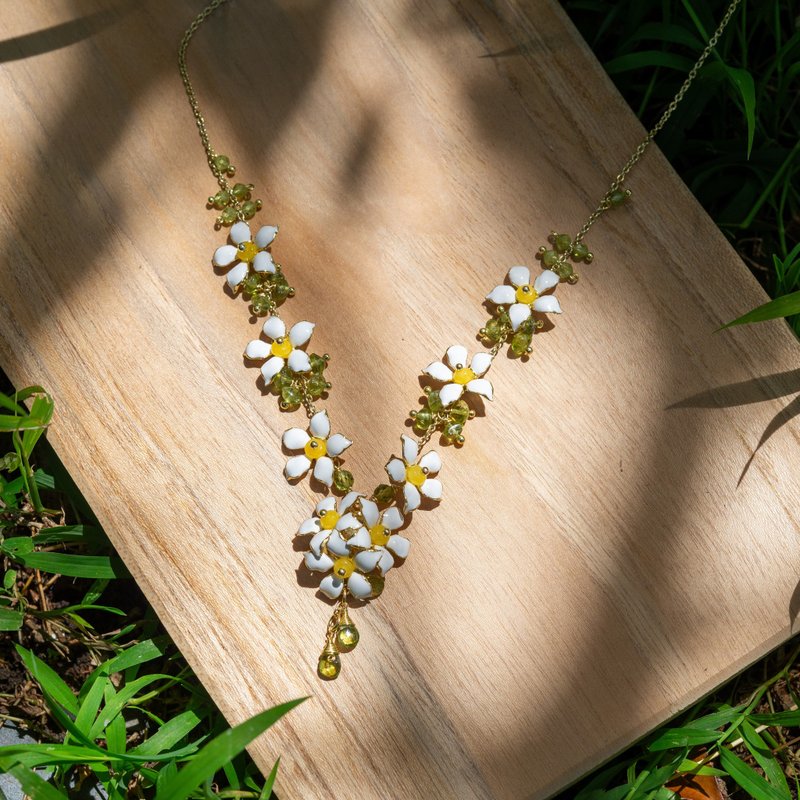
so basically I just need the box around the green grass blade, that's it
[740,720,791,797]
[153,698,307,800]
[647,726,720,751]
[724,66,757,157]
[719,747,788,800]
[751,711,800,726]
[604,50,695,75]
[260,757,280,799]
[0,763,69,799]
[129,709,204,757]
[15,645,79,716]
[11,551,127,579]
[0,606,24,631]
[718,289,800,329]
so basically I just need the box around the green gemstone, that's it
[511,330,532,356]
[243,273,262,293]
[367,573,385,598]
[212,191,231,209]
[609,189,627,207]
[213,154,231,173]
[373,484,395,505]
[571,242,589,261]
[518,317,535,335]
[272,367,293,391]
[554,260,574,280]
[542,249,558,267]
[427,390,443,413]
[554,233,572,253]
[281,385,301,406]
[336,623,359,652]
[272,274,291,300]
[251,293,272,315]
[220,207,237,224]
[444,422,463,439]
[241,200,257,219]
[484,317,505,343]
[448,400,470,426]
[333,468,354,492]
[309,353,327,373]
[413,408,433,431]
[232,182,251,200]
[318,653,341,680]
[306,373,327,398]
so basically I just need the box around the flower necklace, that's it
[179,0,742,680]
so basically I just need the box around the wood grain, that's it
[2,1,799,797]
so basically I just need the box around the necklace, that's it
[179,0,742,681]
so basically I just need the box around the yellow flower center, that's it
[304,437,327,459]
[332,557,355,579]
[405,464,426,487]
[319,510,339,530]
[270,337,293,358]
[515,284,538,305]
[237,241,258,263]
[452,367,475,385]
[370,524,390,547]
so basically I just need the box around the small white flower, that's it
[243,315,314,381]
[385,434,442,513]
[423,345,493,406]
[212,220,278,290]
[354,497,409,576]
[486,266,561,331]
[282,410,351,487]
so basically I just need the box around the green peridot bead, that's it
[309,353,326,373]
[554,233,572,253]
[448,400,470,426]
[542,249,558,267]
[427,390,443,413]
[232,182,251,200]
[511,330,532,356]
[306,373,327,398]
[251,293,272,315]
[373,484,395,505]
[213,154,231,173]
[333,468,354,492]
[571,242,589,261]
[271,274,291,300]
[336,623,359,652]
[413,408,434,431]
[484,317,505,343]
[318,652,340,680]
[220,207,238,224]
[367,573,385,597]
[554,260,574,281]
[281,385,301,406]
[212,191,231,209]
[518,317,535,335]
[444,422,463,439]
[272,368,293,392]
[241,200,258,219]
[609,189,627,207]
[243,273,262,293]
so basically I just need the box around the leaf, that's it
[648,727,721,751]
[719,747,788,800]
[15,645,79,716]
[751,710,800,726]
[740,720,791,797]
[724,66,757,158]
[0,606,23,631]
[718,290,800,329]
[3,568,17,589]
[129,709,204,757]
[153,698,307,800]
[0,763,69,799]
[604,50,695,75]
[668,758,725,799]
[10,551,127,579]
[626,22,704,50]
[260,757,280,799]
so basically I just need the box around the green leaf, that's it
[675,758,726,777]
[15,644,79,716]
[740,720,791,797]
[3,568,17,589]
[0,763,69,799]
[626,22,704,50]
[153,698,307,800]
[718,290,800,329]
[0,606,23,631]
[751,710,800,726]
[647,726,720,751]
[260,757,280,798]
[719,747,788,800]
[10,551,126,579]
[724,66,757,157]
[129,709,204,757]
[604,50,695,75]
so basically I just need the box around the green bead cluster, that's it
[242,268,293,316]
[537,231,593,283]
[207,154,264,226]
[410,388,474,445]
[480,309,512,346]
[271,353,331,409]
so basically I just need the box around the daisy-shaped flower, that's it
[486,266,561,331]
[353,497,410,576]
[244,315,314,381]
[385,434,442,512]
[212,220,278,290]
[283,410,351,487]
[423,345,493,406]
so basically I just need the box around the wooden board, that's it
[2,1,799,797]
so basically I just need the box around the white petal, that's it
[287,349,311,373]
[298,517,319,535]
[508,303,531,331]
[284,454,311,479]
[244,340,270,360]
[229,221,251,245]
[262,316,285,340]
[486,285,515,305]
[470,351,493,376]
[403,483,421,513]
[309,530,328,556]
[466,378,493,400]
[282,427,310,450]
[381,506,404,530]
[377,549,395,575]
[359,498,379,528]
[386,534,410,559]
[213,244,237,267]
[348,527,371,550]
[226,262,248,289]
[326,433,352,457]
[386,457,406,483]
[335,513,360,532]
[327,531,349,556]
[508,265,530,287]
[288,321,314,348]
[419,451,441,475]
[423,361,453,382]
[319,575,343,599]
[304,551,333,573]
[420,478,442,500]
[310,410,331,438]
[355,550,382,572]
[338,492,362,513]
[534,269,560,294]
[254,225,278,248]
[252,251,275,273]
[401,434,418,464]
[439,383,464,406]
[260,356,284,382]
[313,456,334,487]
[347,572,373,599]
[534,295,562,314]
[315,497,337,515]
[445,345,469,370]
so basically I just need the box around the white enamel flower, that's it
[283,410,351,487]
[486,266,561,331]
[354,497,409,576]
[385,434,442,513]
[423,345,493,406]
[244,315,314,380]
[212,220,278,290]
